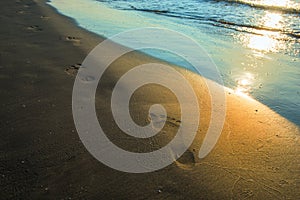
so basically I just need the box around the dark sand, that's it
[0,0,299,199]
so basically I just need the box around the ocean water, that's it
[48,0,300,125]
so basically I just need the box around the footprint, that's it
[16,10,25,15]
[65,36,81,42]
[61,36,82,46]
[26,25,42,32]
[65,63,81,76]
[166,116,181,127]
[40,15,50,20]
[148,106,167,130]
[65,64,95,83]
[175,150,196,170]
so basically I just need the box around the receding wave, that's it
[126,6,300,40]
[215,0,300,14]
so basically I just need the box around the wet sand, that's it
[0,0,299,199]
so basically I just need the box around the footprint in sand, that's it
[166,116,181,127]
[40,15,50,20]
[147,113,195,169]
[26,25,42,32]
[64,36,81,46]
[175,150,196,170]
[148,107,167,130]
[164,116,197,169]
[16,10,25,15]
[65,63,81,76]
[65,64,95,83]
[150,113,167,129]
[65,36,81,42]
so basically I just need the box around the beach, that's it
[0,0,299,199]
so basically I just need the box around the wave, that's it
[214,0,300,14]
[126,6,300,40]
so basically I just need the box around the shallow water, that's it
[49,0,300,125]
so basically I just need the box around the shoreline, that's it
[0,0,299,199]
[48,0,300,126]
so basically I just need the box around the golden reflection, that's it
[241,0,297,8]
[234,72,254,96]
[263,12,282,28]
[260,0,290,7]
[247,34,278,52]
[231,0,297,96]
[237,11,286,54]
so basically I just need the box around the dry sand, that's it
[0,0,299,199]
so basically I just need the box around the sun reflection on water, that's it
[263,12,282,27]
[232,2,295,95]
[239,0,299,9]
[263,0,290,7]
[247,34,278,52]
[237,11,287,54]
[234,72,255,96]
